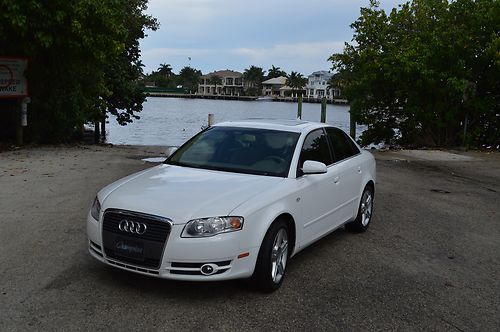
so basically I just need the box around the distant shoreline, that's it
[146,92,350,105]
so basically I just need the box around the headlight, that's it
[181,216,244,238]
[90,197,101,220]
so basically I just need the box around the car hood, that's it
[100,164,285,224]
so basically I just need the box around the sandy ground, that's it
[0,145,499,331]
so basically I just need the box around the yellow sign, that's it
[0,57,28,98]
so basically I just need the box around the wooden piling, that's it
[320,97,327,123]
[297,95,302,119]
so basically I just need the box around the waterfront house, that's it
[261,76,287,96]
[199,70,244,96]
[306,70,341,100]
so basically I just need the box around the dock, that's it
[145,92,349,105]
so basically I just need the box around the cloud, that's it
[139,0,403,74]
[141,41,345,75]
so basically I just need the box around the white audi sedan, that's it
[87,120,376,291]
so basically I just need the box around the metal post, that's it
[320,97,327,123]
[15,99,23,146]
[208,113,215,127]
[297,95,302,120]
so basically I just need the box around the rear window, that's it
[325,127,359,162]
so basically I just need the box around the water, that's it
[106,97,360,146]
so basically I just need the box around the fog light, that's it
[200,264,217,275]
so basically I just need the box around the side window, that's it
[298,129,333,171]
[325,127,359,162]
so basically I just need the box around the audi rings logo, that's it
[118,219,147,235]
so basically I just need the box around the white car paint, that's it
[87,120,376,281]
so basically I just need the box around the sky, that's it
[139,0,401,76]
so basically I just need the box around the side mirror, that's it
[165,146,178,158]
[302,160,327,175]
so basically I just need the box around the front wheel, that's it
[252,220,289,292]
[346,185,374,233]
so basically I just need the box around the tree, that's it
[178,66,201,93]
[0,0,157,142]
[209,75,223,94]
[326,73,342,98]
[267,65,287,79]
[147,63,177,88]
[286,71,308,97]
[330,0,499,147]
[102,0,158,127]
[243,65,265,96]
[157,63,173,77]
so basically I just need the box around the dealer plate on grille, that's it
[114,237,145,261]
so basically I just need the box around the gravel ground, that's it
[0,145,498,331]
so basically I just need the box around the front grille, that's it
[102,209,172,269]
[103,211,171,243]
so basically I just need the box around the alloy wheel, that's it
[270,228,288,284]
[361,190,373,226]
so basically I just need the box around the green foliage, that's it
[0,0,157,141]
[177,66,201,93]
[286,71,307,96]
[330,0,499,147]
[145,63,177,88]
[243,65,265,95]
[267,65,287,79]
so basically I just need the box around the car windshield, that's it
[166,126,300,177]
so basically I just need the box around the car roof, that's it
[214,118,331,133]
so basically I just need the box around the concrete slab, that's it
[396,149,477,161]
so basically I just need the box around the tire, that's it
[252,220,289,292]
[346,185,374,233]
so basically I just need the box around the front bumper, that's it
[87,212,259,281]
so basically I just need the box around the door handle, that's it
[357,166,362,173]
[333,176,340,184]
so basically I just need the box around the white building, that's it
[198,70,244,95]
[306,70,341,100]
[261,76,287,96]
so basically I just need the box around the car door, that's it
[325,127,363,222]
[296,128,345,248]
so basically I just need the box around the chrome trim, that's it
[118,219,148,235]
[106,258,160,275]
[104,208,174,226]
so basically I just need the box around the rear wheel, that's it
[346,186,374,233]
[252,220,289,292]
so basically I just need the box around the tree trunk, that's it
[100,110,106,142]
[94,121,100,144]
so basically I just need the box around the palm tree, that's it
[209,75,223,95]
[243,65,265,95]
[267,65,287,79]
[157,63,173,77]
[286,71,308,97]
[178,66,202,93]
